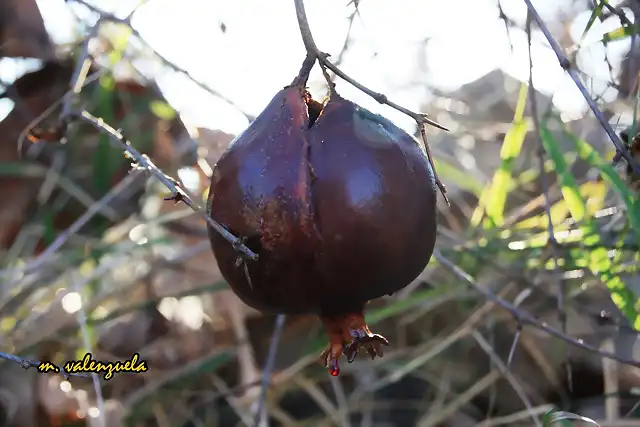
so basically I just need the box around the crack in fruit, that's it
[207,77,437,376]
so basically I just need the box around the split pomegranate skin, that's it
[207,84,437,375]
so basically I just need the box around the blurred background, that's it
[0,0,640,426]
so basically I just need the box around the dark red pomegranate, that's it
[207,80,438,375]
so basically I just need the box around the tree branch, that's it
[434,250,640,368]
[523,0,640,176]
[291,0,451,205]
[69,110,258,261]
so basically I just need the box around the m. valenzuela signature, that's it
[38,352,148,380]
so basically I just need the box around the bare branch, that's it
[6,172,141,280]
[526,12,572,393]
[291,0,451,205]
[523,0,640,176]
[433,250,640,368]
[253,314,286,427]
[507,325,521,368]
[472,330,541,427]
[0,350,91,380]
[70,110,258,261]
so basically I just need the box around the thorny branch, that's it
[433,250,640,368]
[526,13,572,395]
[600,1,633,27]
[5,2,638,425]
[1,341,271,404]
[1,6,260,425]
[291,0,452,205]
[522,0,640,176]
[0,350,90,379]
[6,13,258,267]
[70,110,258,261]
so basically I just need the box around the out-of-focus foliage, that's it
[0,0,54,60]
[0,58,195,253]
[0,0,639,427]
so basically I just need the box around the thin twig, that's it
[124,0,153,21]
[601,2,633,27]
[522,0,640,176]
[291,51,317,87]
[418,371,501,427]
[329,375,352,427]
[433,249,640,368]
[526,12,572,395]
[331,6,359,73]
[291,0,451,205]
[0,350,90,379]
[69,110,258,261]
[61,20,98,119]
[507,325,521,368]
[497,0,515,52]
[7,172,140,279]
[472,330,542,427]
[253,314,286,427]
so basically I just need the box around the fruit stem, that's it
[291,0,452,206]
[291,51,317,87]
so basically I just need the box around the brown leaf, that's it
[0,0,54,60]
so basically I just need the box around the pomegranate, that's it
[207,78,438,375]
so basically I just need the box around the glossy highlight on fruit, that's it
[207,82,438,375]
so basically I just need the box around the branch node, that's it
[60,109,258,260]
[373,93,388,104]
[164,191,185,204]
[559,57,571,70]
[292,0,451,207]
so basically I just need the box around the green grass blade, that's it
[543,409,600,427]
[540,123,639,327]
[482,83,529,227]
[433,158,484,197]
[92,74,120,195]
[562,126,640,240]
[91,24,134,195]
[603,24,640,43]
[581,0,607,42]
[539,127,586,219]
